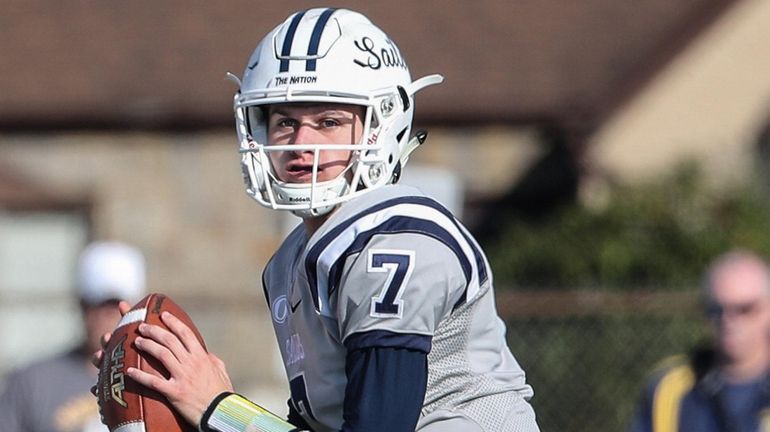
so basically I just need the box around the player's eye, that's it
[277,118,298,128]
[320,118,341,128]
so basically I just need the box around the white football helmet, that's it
[230,8,443,218]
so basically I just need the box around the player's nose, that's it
[291,123,320,146]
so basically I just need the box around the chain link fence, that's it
[497,288,709,432]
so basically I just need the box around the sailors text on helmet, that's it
[353,37,407,70]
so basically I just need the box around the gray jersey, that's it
[263,184,535,432]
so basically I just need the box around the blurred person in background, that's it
[0,241,146,432]
[629,249,770,432]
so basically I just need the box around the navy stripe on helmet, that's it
[305,8,337,71]
[279,10,307,73]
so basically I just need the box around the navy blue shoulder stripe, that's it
[306,8,337,71]
[391,196,488,284]
[325,216,472,298]
[304,195,488,313]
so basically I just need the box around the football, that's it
[97,293,207,432]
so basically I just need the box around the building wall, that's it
[1,130,290,407]
[587,0,770,190]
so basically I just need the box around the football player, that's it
[102,8,540,432]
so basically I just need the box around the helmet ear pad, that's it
[353,92,413,191]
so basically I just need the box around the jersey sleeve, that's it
[341,345,427,432]
[303,194,490,349]
[335,231,468,346]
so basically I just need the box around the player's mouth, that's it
[285,163,319,182]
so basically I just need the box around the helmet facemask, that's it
[237,91,405,218]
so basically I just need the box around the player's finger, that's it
[125,366,177,398]
[91,348,104,368]
[138,323,189,360]
[119,300,132,316]
[100,331,112,348]
[133,335,185,377]
[160,311,206,355]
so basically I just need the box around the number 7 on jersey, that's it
[367,249,415,318]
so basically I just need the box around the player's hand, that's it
[126,311,234,427]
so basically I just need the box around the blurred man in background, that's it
[0,241,146,432]
[630,249,770,432]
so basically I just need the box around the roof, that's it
[0,0,737,130]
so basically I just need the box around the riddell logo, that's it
[109,335,128,407]
[289,197,310,203]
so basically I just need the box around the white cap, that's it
[76,241,146,305]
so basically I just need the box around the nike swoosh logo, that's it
[290,299,302,313]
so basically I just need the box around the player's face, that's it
[266,104,364,184]
[707,263,770,364]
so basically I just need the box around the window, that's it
[0,181,89,377]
